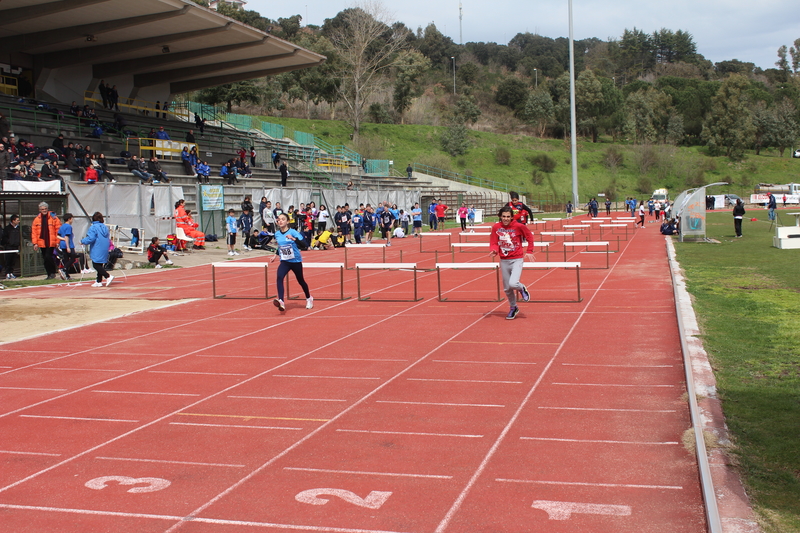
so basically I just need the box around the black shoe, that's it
[46,274,56,280]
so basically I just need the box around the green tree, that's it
[521,87,555,137]
[575,70,605,142]
[415,23,459,70]
[456,63,479,86]
[196,80,263,112]
[277,15,302,40]
[278,33,339,119]
[453,95,482,124]
[702,74,755,158]
[392,50,430,123]
[623,87,672,143]
[766,100,799,157]
[776,45,791,73]
[440,123,470,156]
[325,3,409,138]
[495,77,529,113]
[214,2,272,32]
[790,38,800,73]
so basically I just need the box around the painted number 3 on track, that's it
[85,476,171,493]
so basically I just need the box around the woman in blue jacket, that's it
[81,212,114,287]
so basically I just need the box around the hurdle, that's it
[356,263,422,301]
[344,243,403,269]
[539,231,575,243]
[562,224,592,236]
[286,262,349,300]
[450,242,550,261]
[435,262,502,302]
[522,262,583,302]
[458,231,491,243]
[211,261,274,299]
[562,241,610,269]
[600,223,629,239]
[419,232,452,253]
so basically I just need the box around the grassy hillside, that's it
[262,115,799,203]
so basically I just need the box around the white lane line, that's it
[0,366,13,369]
[309,357,409,362]
[376,400,504,408]
[273,375,381,380]
[95,456,244,468]
[0,386,67,392]
[92,390,201,397]
[148,371,248,376]
[539,406,677,413]
[170,422,302,431]
[196,355,287,359]
[337,429,483,438]
[560,363,674,368]
[520,437,679,445]
[0,450,61,456]
[407,378,523,384]
[552,382,676,387]
[0,504,411,533]
[229,396,347,402]
[34,367,125,372]
[284,467,452,479]
[432,360,537,365]
[496,478,683,490]
[19,415,138,423]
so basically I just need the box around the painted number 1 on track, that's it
[532,500,631,520]
[296,488,392,509]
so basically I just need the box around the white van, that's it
[652,188,669,202]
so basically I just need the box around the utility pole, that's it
[568,0,579,208]
[451,57,456,95]
[459,2,463,45]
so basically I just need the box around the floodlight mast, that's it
[568,0,579,208]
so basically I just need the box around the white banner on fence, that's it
[2,180,61,192]
[750,194,800,204]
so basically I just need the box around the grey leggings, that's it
[500,258,525,306]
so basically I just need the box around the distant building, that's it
[209,0,247,10]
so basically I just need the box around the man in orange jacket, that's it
[32,202,62,279]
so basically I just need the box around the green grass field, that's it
[261,115,799,204]
[675,209,800,532]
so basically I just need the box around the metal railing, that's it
[0,102,127,142]
[411,163,510,193]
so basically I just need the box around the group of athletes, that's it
[268,191,536,321]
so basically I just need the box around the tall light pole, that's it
[568,0,579,208]
[451,57,456,95]
[534,68,538,88]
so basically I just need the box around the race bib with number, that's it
[279,244,296,261]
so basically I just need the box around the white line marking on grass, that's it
[496,478,683,490]
[0,386,67,391]
[34,367,125,372]
[552,382,676,387]
[309,357,409,362]
[95,456,245,468]
[408,378,523,384]
[0,450,61,456]
[170,422,302,430]
[561,363,674,368]
[432,360,537,365]
[539,406,677,413]
[284,467,452,479]
[376,400,505,408]
[19,415,137,423]
[148,371,247,376]
[91,390,201,396]
[272,375,381,380]
[337,429,483,438]
[229,396,347,402]
[520,437,678,445]
[0,504,412,533]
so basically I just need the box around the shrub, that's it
[528,153,556,173]
[495,147,511,165]
[632,144,658,175]
[637,176,653,194]
[687,169,707,188]
[531,169,544,185]
[603,147,624,170]
[456,157,467,167]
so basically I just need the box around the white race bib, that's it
[279,244,296,261]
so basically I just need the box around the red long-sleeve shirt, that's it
[489,220,534,260]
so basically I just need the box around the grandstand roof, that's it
[0,0,325,94]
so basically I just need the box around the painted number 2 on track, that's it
[296,488,392,509]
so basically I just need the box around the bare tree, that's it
[327,1,408,139]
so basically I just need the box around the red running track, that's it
[0,214,706,532]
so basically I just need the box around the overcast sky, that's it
[244,0,799,70]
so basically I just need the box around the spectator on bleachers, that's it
[74,143,86,166]
[189,146,199,168]
[272,150,280,168]
[16,139,33,161]
[237,146,246,162]
[194,112,202,130]
[69,101,80,116]
[180,146,194,176]
[96,154,116,182]
[250,146,256,167]
[0,113,8,140]
[147,156,170,183]
[220,160,237,185]
[196,160,210,184]
[155,101,161,119]
[236,158,251,179]
[0,144,11,178]
[98,80,109,109]
[52,134,64,154]
[109,85,120,111]
[162,101,170,118]
[113,113,127,134]
[155,126,170,140]
[279,160,288,186]
[84,165,98,183]
[65,152,85,180]
[185,129,196,143]
[63,142,75,161]
[40,159,61,182]
[127,155,152,184]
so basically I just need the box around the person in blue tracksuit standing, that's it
[81,212,113,287]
